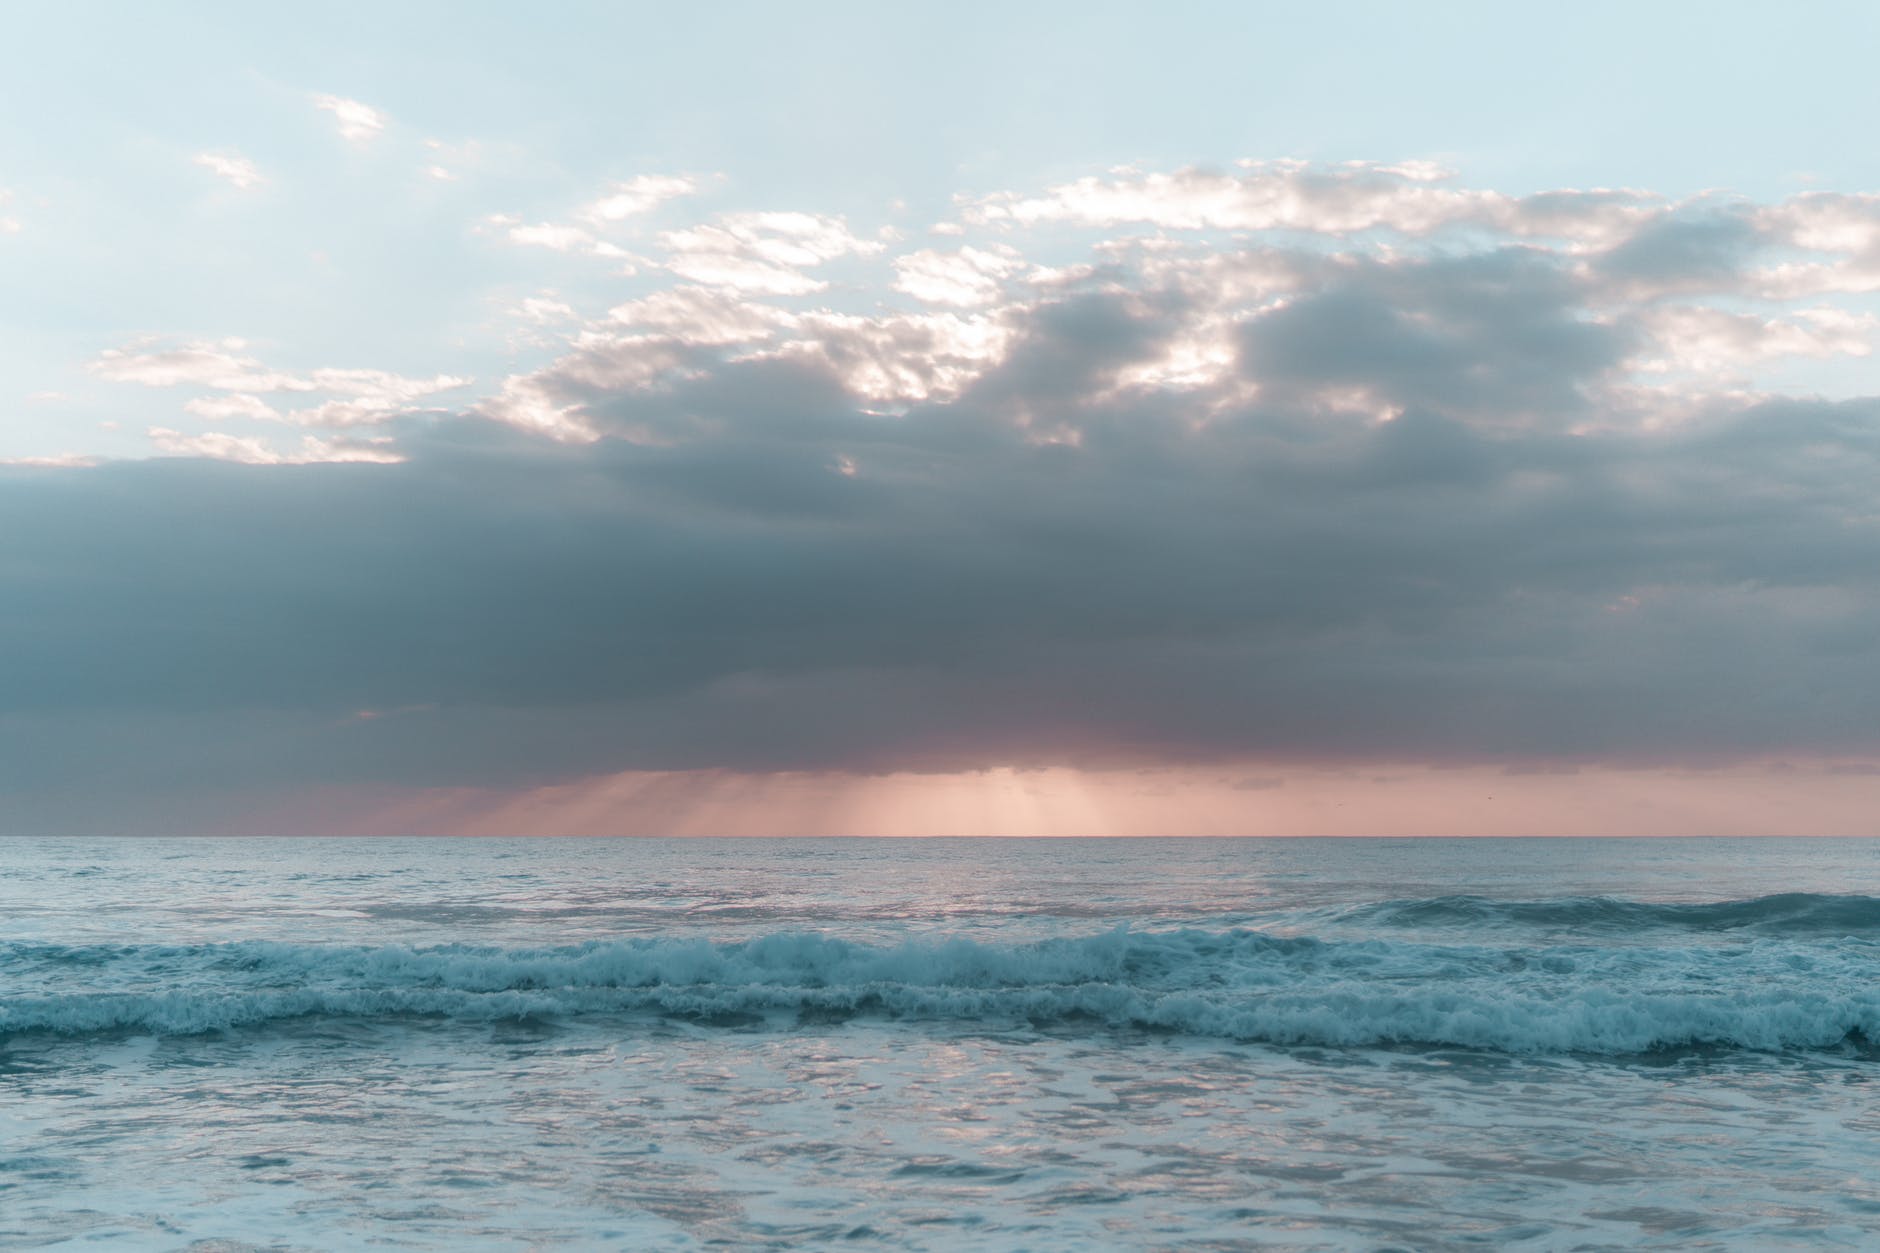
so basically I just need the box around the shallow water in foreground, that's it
[3,837,1879,1250]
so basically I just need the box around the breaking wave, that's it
[5,920,1878,1055]
[1334,891,1880,935]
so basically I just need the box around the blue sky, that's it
[6,4,1880,833]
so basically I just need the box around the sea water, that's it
[3,837,1878,1250]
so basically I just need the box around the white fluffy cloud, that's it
[312,93,387,145]
[484,214,637,261]
[582,175,697,223]
[92,339,306,391]
[481,176,700,267]
[516,294,579,325]
[1753,194,1880,297]
[1634,306,1876,377]
[608,285,785,345]
[967,160,1498,234]
[193,152,265,190]
[660,211,882,293]
[965,160,1668,249]
[892,245,1024,306]
[93,339,470,447]
[184,393,282,421]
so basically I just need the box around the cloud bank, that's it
[8,162,1880,818]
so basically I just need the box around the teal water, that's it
[3,837,1879,1249]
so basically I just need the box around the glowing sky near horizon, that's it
[6,1,1880,835]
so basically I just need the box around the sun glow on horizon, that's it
[261,760,1880,839]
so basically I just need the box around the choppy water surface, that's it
[3,837,1879,1250]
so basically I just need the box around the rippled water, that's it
[4,837,1879,1249]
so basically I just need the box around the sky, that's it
[5,1,1880,835]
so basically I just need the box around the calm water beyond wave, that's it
[3,836,1879,1250]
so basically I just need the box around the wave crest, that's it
[1337,892,1880,935]
[5,926,1877,1056]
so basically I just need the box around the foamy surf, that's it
[7,916,1878,1054]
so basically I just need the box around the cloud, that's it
[515,294,578,325]
[419,137,494,182]
[483,213,637,261]
[964,160,1648,240]
[1633,306,1875,377]
[581,175,697,223]
[6,379,1880,798]
[503,220,600,252]
[22,161,1880,812]
[1753,193,1880,296]
[0,453,95,468]
[609,284,783,344]
[147,427,403,464]
[92,339,306,391]
[193,151,265,190]
[893,245,1024,306]
[313,93,387,145]
[479,176,700,266]
[91,338,470,453]
[1588,209,1761,297]
[659,211,882,293]
[774,307,1013,402]
[184,393,282,421]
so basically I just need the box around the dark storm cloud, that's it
[7,229,1880,811]
[1236,249,1634,422]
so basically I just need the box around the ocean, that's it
[3,836,1878,1250]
